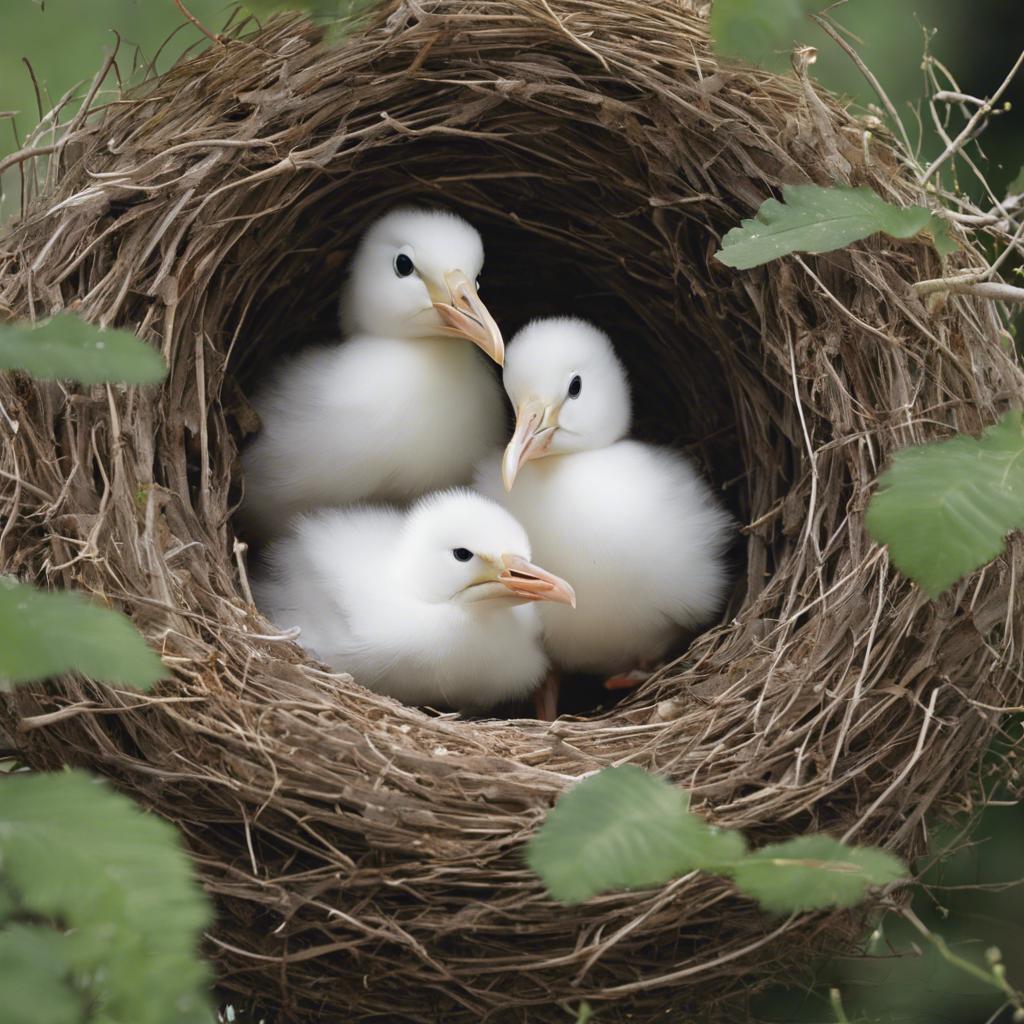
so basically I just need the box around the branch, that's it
[920,47,1024,184]
[913,278,1024,305]
[0,144,58,177]
[174,0,224,45]
[933,90,987,108]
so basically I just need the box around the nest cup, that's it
[2,2,1023,1020]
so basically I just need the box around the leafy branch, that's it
[526,767,906,911]
[710,2,1024,306]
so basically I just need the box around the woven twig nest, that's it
[2,2,1023,1021]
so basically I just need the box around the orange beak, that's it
[433,269,504,366]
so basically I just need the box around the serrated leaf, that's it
[709,0,819,73]
[715,185,957,270]
[0,577,165,689]
[731,835,906,913]
[0,771,212,1024]
[866,412,1024,598]
[0,314,166,385]
[526,766,746,904]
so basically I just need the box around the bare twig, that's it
[0,144,58,178]
[811,14,915,160]
[945,193,1024,228]
[174,0,224,45]
[933,90,987,107]
[913,279,1024,305]
[920,47,1024,183]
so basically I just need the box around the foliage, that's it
[0,314,167,690]
[758,804,1024,1024]
[708,0,819,74]
[527,767,906,910]
[715,185,957,270]
[731,835,905,914]
[0,575,166,689]
[0,309,209,1024]
[866,412,1024,598]
[0,771,213,1024]
[0,314,167,385]
[525,766,745,904]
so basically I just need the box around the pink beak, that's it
[501,398,555,491]
[433,269,504,366]
[499,554,576,607]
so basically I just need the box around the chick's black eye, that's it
[452,548,474,562]
[568,374,583,399]
[394,253,415,277]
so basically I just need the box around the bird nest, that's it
[2,2,1023,1021]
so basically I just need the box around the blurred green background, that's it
[1,0,227,148]
[2,2,1023,1022]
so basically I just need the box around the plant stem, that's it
[829,987,850,1024]
[901,908,1024,1012]
[174,0,223,45]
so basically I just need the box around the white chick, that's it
[475,317,732,712]
[252,489,576,713]
[240,208,506,539]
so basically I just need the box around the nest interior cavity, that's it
[2,2,1023,1021]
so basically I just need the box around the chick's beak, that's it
[502,398,557,491]
[498,554,576,608]
[432,269,504,366]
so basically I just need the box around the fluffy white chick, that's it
[240,208,506,539]
[475,317,732,699]
[252,489,576,712]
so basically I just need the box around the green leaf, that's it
[709,0,818,73]
[526,766,746,904]
[715,184,957,270]
[0,314,166,385]
[1009,166,1024,195]
[0,771,212,1024]
[866,412,1024,597]
[731,835,906,913]
[0,576,165,689]
[0,925,84,1024]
